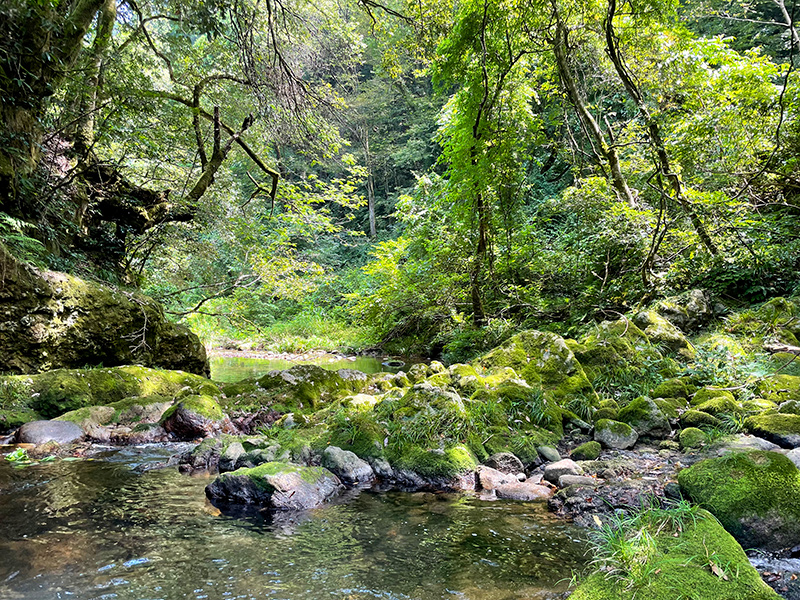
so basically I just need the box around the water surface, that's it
[210,354,406,383]
[0,446,586,600]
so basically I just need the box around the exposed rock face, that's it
[206,462,343,510]
[321,446,375,484]
[15,420,83,445]
[0,244,208,375]
[678,451,800,551]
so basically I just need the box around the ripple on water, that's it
[0,447,587,600]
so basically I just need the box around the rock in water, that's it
[0,244,208,375]
[543,459,583,484]
[321,446,375,484]
[160,395,233,440]
[484,452,525,474]
[206,462,343,510]
[16,420,83,445]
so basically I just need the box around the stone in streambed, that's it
[484,452,524,474]
[15,420,83,445]
[494,481,553,501]
[206,462,343,510]
[543,459,583,484]
[594,419,637,449]
[321,446,375,484]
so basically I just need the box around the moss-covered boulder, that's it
[756,375,800,404]
[571,441,601,461]
[679,427,707,450]
[654,289,714,332]
[0,366,219,424]
[160,394,232,440]
[617,396,671,439]
[594,419,638,449]
[691,388,736,407]
[695,396,743,417]
[633,310,695,357]
[743,413,800,448]
[0,244,208,375]
[205,462,343,510]
[388,444,477,488]
[569,509,779,600]
[681,409,722,429]
[678,451,800,551]
[256,365,364,410]
[321,446,375,484]
[477,330,594,401]
[651,378,690,400]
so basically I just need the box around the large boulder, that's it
[0,244,208,375]
[569,510,779,600]
[756,375,800,405]
[594,419,638,449]
[678,451,800,551]
[633,310,694,357]
[321,446,375,484]
[205,462,343,510]
[477,330,595,401]
[256,365,364,410]
[15,420,83,445]
[543,459,583,484]
[160,395,233,440]
[654,289,714,331]
[617,396,671,439]
[744,413,800,448]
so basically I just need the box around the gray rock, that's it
[494,481,553,501]
[711,434,780,457]
[321,446,375,484]
[594,419,638,449]
[236,445,284,469]
[786,448,800,469]
[219,442,245,472]
[477,465,517,490]
[617,397,671,439]
[15,420,83,445]
[558,474,600,488]
[543,459,583,484]
[484,452,524,474]
[537,446,561,462]
[206,462,343,510]
[367,456,394,479]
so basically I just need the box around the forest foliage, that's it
[1,0,799,359]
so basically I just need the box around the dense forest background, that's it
[1,0,798,361]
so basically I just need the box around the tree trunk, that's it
[551,7,637,208]
[604,0,718,256]
[363,127,377,238]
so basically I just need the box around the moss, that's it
[740,398,777,413]
[593,407,618,422]
[55,405,115,427]
[756,375,800,404]
[744,413,800,446]
[426,372,452,388]
[617,396,670,438]
[161,394,223,422]
[678,451,800,550]
[653,400,680,421]
[598,399,620,410]
[652,378,690,400]
[681,410,722,429]
[571,441,601,461]
[231,461,332,488]
[449,363,479,379]
[779,400,800,415]
[691,388,736,407]
[570,511,779,600]
[695,397,743,417]
[679,427,708,450]
[219,379,259,398]
[596,419,635,437]
[388,444,477,478]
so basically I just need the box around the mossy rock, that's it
[778,400,800,416]
[691,388,736,407]
[569,510,779,600]
[678,451,800,551]
[572,319,661,379]
[744,413,800,448]
[653,399,680,422]
[695,396,743,417]
[0,366,217,419]
[218,378,259,398]
[633,310,695,358]
[593,407,618,422]
[425,372,452,388]
[571,441,601,461]
[756,375,800,404]
[598,399,620,410]
[694,333,748,359]
[654,289,714,331]
[160,394,228,440]
[618,396,671,438]
[679,427,708,450]
[594,419,638,449]
[387,444,477,479]
[652,378,690,400]
[741,398,777,413]
[55,405,116,429]
[256,365,362,410]
[680,410,722,430]
[477,330,595,402]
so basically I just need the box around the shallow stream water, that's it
[209,354,403,383]
[0,445,586,600]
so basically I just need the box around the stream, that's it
[0,445,586,600]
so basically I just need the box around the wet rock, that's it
[549,477,665,526]
[678,451,800,551]
[206,462,343,510]
[476,465,517,490]
[594,419,638,449]
[219,442,246,472]
[484,452,524,474]
[161,395,233,440]
[321,446,375,484]
[543,459,583,484]
[558,474,600,488]
[178,438,222,474]
[367,456,394,479]
[494,481,553,501]
[537,446,561,462]
[15,420,83,445]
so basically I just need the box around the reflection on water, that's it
[210,354,405,383]
[0,446,586,600]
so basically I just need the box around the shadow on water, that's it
[0,446,587,600]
